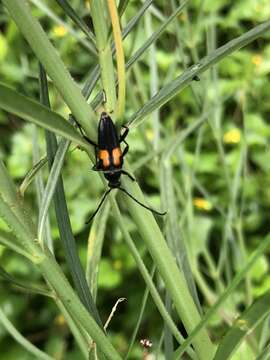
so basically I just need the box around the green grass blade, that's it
[0,307,54,360]
[173,234,270,359]
[129,20,270,127]
[0,160,36,242]
[256,344,270,360]
[91,0,116,114]
[54,0,96,45]
[55,301,89,359]
[3,0,96,139]
[0,83,87,148]
[86,201,110,301]
[125,266,154,360]
[160,161,202,313]
[38,138,70,242]
[0,163,120,359]
[82,0,153,101]
[38,65,104,329]
[30,0,96,55]
[214,291,270,360]
[0,266,52,297]
[39,251,122,360]
[0,230,33,259]
[90,0,187,111]
[118,0,130,16]
[19,156,48,197]
[110,196,197,359]
[32,128,54,253]
[126,0,188,75]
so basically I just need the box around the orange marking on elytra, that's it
[112,147,122,167]
[99,149,110,168]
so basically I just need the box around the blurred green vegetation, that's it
[0,0,270,359]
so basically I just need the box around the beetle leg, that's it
[122,142,129,157]
[120,125,129,142]
[71,115,98,147]
[121,170,135,182]
[92,160,104,171]
[83,135,98,148]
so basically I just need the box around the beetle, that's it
[77,112,166,222]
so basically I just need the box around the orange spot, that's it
[112,147,122,167]
[99,150,110,168]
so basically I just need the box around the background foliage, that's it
[0,0,270,359]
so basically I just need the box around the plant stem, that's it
[2,0,96,139]
[107,0,126,119]
[0,307,53,360]
[91,0,117,115]
[119,170,215,359]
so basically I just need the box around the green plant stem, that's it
[173,234,270,359]
[110,197,195,352]
[0,160,36,239]
[91,0,116,114]
[0,195,121,359]
[129,20,270,127]
[86,202,110,301]
[38,64,104,329]
[0,83,88,150]
[38,249,122,360]
[0,159,121,359]
[0,230,31,258]
[2,0,96,139]
[117,171,215,359]
[55,300,89,359]
[0,307,53,360]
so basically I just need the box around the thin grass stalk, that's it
[0,307,54,360]
[86,201,110,301]
[38,65,103,328]
[54,0,96,45]
[173,234,270,359]
[129,20,270,127]
[2,1,215,356]
[0,230,32,258]
[91,0,116,114]
[0,160,36,239]
[160,159,202,313]
[30,0,97,55]
[55,300,89,359]
[38,249,122,360]
[82,0,154,101]
[110,196,196,351]
[0,83,88,150]
[107,0,126,119]
[145,11,159,151]
[125,266,153,360]
[38,138,70,243]
[109,175,215,358]
[3,0,96,139]
[32,127,54,252]
[0,178,122,359]
[19,156,48,197]
[90,0,188,112]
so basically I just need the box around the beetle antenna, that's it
[86,188,112,224]
[119,187,166,216]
